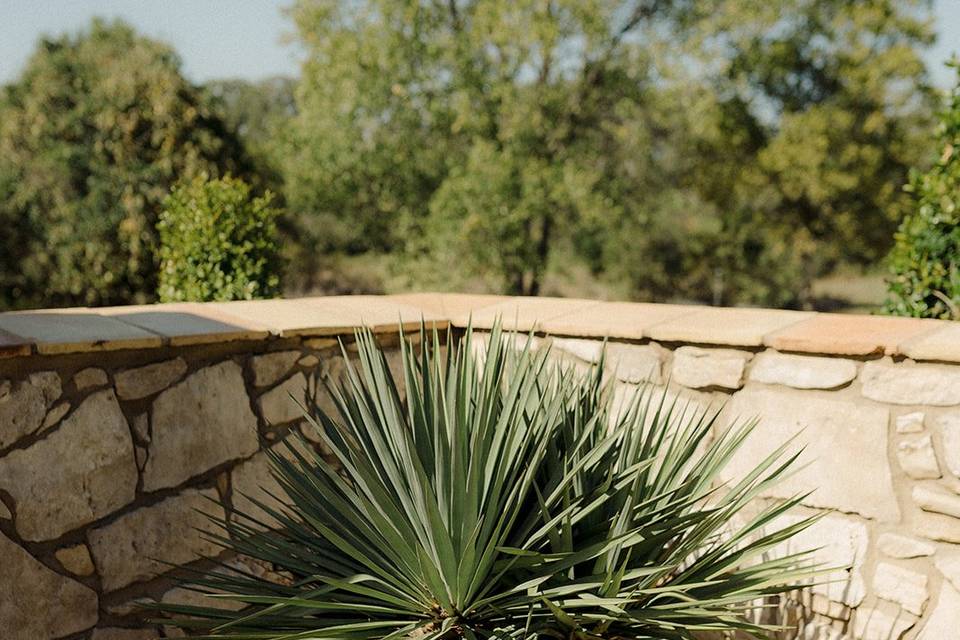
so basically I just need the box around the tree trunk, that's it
[525,214,552,296]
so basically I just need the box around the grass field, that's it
[811,270,887,314]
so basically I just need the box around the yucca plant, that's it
[159,324,822,639]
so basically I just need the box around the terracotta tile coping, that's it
[0,293,957,362]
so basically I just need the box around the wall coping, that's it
[0,292,957,363]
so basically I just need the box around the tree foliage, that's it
[207,76,296,194]
[0,19,249,309]
[886,62,960,319]
[284,0,935,304]
[157,174,282,302]
[0,5,940,309]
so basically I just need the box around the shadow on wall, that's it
[0,305,269,354]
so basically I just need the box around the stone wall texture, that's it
[2,292,960,639]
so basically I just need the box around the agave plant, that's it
[160,324,821,639]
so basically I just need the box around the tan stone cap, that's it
[1,292,957,362]
[389,293,959,363]
[0,296,447,357]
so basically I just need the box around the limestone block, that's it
[912,484,960,519]
[851,601,916,640]
[896,411,925,434]
[936,413,960,476]
[143,361,258,492]
[876,533,934,559]
[55,543,96,577]
[861,360,960,406]
[231,439,314,529]
[768,513,868,607]
[132,412,149,443]
[41,400,70,428]
[800,623,847,640]
[250,350,301,387]
[298,354,320,368]
[810,594,851,620]
[541,337,591,364]
[552,338,664,384]
[74,367,108,390]
[935,552,960,592]
[767,314,931,357]
[162,586,244,612]
[0,531,98,639]
[872,562,928,615]
[258,372,308,425]
[0,311,161,354]
[672,346,751,389]
[609,381,709,432]
[748,352,857,389]
[650,307,811,347]
[724,389,898,521]
[88,488,224,591]
[115,357,188,400]
[0,370,61,449]
[231,452,287,528]
[225,555,294,586]
[28,371,61,404]
[607,343,665,383]
[0,389,136,540]
[303,337,338,350]
[917,582,960,640]
[896,434,941,479]
[104,598,155,616]
[914,513,960,543]
[902,323,960,362]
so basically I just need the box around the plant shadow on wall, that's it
[157,325,827,639]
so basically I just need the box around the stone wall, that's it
[2,293,960,639]
[0,331,413,639]
[540,338,960,640]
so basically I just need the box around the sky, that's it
[0,0,959,87]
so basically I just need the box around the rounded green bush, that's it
[886,62,960,319]
[157,174,282,302]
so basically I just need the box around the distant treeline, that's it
[0,2,950,312]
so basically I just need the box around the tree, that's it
[157,175,282,302]
[286,0,935,304]
[0,19,250,310]
[712,0,933,280]
[283,1,455,257]
[206,76,296,191]
[885,62,960,319]
[207,77,297,153]
[608,0,937,306]
[285,0,665,294]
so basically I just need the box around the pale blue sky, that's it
[1,1,959,86]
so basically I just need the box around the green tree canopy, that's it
[207,77,296,154]
[285,0,934,303]
[886,62,960,319]
[700,0,935,272]
[0,18,250,309]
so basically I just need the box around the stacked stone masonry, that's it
[2,292,960,638]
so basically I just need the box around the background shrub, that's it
[0,19,250,310]
[157,174,282,302]
[886,62,960,319]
